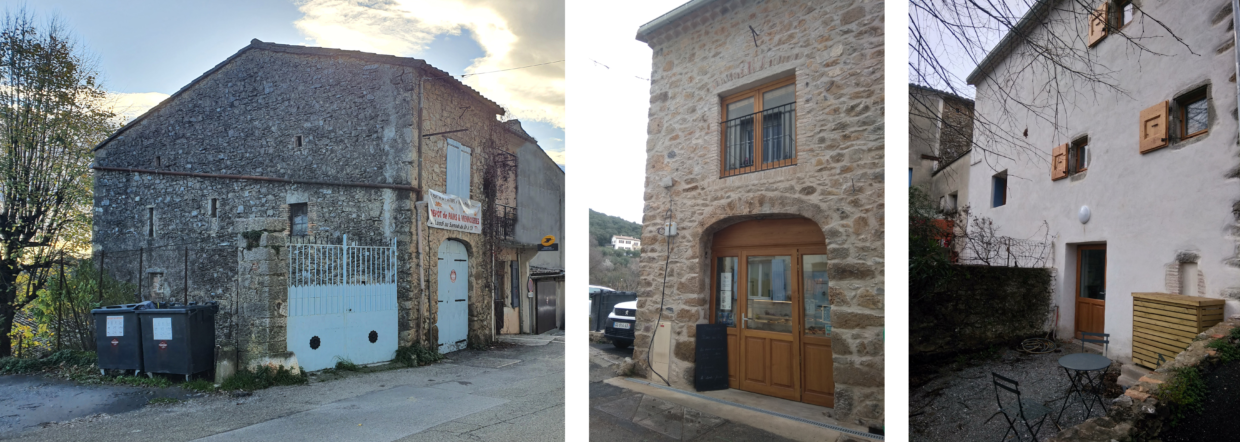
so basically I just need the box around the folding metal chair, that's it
[1081,332,1109,357]
[993,372,1052,442]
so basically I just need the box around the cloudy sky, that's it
[568,0,685,224]
[19,0,564,165]
[909,0,1034,97]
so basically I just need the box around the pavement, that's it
[2,334,564,442]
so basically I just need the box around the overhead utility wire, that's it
[458,60,564,78]
[587,58,650,81]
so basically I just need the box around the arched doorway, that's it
[710,217,833,407]
[437,240,469,353]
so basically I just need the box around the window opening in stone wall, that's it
[295,135,303,147]
[1177,87,1209,140]
[150,273,163,302]
[992,171,1007,208]
[147,208,154,237]
[1070,136,1089,174]
[720,76,796,177]
[210,198,218,218]
[155,156,161,168]
[289,203,308,236]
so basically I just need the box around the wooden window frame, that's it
[1070,136,1089,174]
[1115,0,1134,30]
[719,77,797,178]
[289,203,308,237]
[1177,89,1209,140]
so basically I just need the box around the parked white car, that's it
[605,300,637,349]
[585,284,615,320]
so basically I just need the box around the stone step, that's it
[1118,363,1152,388]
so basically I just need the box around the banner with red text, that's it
[427,189,483,234]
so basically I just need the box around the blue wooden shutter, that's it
[446,139,461,196]
[460,144,472,200]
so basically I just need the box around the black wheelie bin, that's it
[136,302,219,380]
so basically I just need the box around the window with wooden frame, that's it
[720,77,796,177]
[1114,0,1134,29]
[1177,87,1208,140]
[1069,136,1089,174]
[289,203,308,236]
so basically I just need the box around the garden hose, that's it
[1021,337,1059,354]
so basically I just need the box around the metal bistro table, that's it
[1056,352,1111,425]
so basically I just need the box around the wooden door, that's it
[738,252,799,401]
[800,252,833,407]
[1074,245,1107,339]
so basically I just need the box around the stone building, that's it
[909,84,973,215]
[632,0,884,431]
[91,40,563,372]
[965,0,1240,382]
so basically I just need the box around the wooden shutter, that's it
[1052,143,1069,180]
[1088,3,1108,47]
[446,139,461,196]
[459,144,472,201]
[1139,101,1170,154]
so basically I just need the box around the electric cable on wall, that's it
[646,200,674,386]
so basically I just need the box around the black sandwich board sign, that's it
[694,323,729,391]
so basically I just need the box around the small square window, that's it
[1070,137,1089,174]
[1178,88,1208,139]
[289,203,308,236]
[992,172,1007,208]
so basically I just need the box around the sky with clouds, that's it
[17,0,564,165]
[568,0,685,224]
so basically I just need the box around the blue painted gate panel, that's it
[287,237,398,372]
[437,240,469,354]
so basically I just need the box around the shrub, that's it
[220,364,308,391]
[394,344,444,367]
[1156,366,1208,427]
[334,358,360,371]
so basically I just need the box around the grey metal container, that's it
[136,302,218,379]
[91,303,146,374]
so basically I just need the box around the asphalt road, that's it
[587,340,634,360]
[4,339,564,442]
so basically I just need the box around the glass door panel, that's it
[1079,248,1106,300]
[746,256,793,333]
[716,257,738,326]
[802,255,830,336]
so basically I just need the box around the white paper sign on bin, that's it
[106,316,124,337]
[152,317,173,340]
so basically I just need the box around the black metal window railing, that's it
[721,102,796,176]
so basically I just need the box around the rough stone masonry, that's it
[92,40,524,368]
[633,0,884,429]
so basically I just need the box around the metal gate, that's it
[286,235,398,372]
[536,280,557,334]
[437,240,469,353]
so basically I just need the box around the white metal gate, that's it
[287,235,398,371]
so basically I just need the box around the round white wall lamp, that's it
[1079,205,1091,224]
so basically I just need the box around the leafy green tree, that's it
[26,259,135,352]
[0,10,117,356]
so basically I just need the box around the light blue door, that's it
[437,240,469,353]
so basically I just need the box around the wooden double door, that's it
[711,219,833,407]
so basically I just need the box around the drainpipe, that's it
[416,201,427,344]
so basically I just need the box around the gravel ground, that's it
[911,347,1121,442]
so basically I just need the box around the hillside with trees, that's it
[588,209,642,292]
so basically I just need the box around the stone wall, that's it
[93,42,523,363]
[634,0,884,428]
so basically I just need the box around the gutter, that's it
[636,0,715,42]
[530,271,564,279]
[1233,0,1240,148]
[966,0,1056,85]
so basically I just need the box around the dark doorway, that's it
[536,280,557,334]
